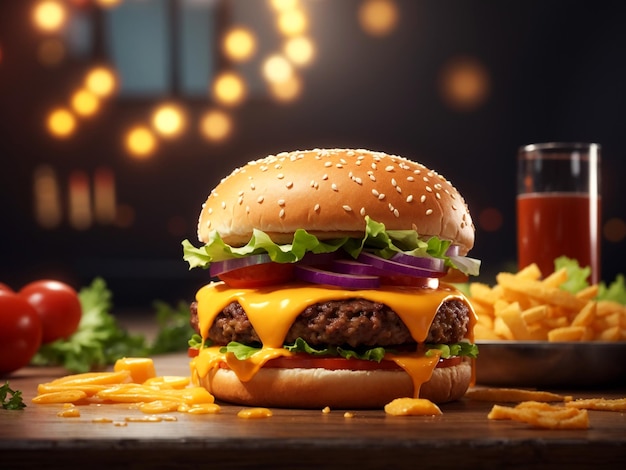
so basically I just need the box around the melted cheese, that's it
[191,281,475,398]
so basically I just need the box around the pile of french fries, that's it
[468,263,626,342]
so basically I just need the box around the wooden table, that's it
[2,352,625,469]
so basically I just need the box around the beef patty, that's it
[190,297,470,349]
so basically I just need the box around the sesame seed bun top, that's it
[197,148,475,254]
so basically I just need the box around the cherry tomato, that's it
[218,262,295,288]
[0,291,43,375]
[0,282,14,293]
[19,280,82,344]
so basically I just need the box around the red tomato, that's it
[218,262,295,288]
[0,291,43,375]
[19,280,82,344]
[0,282,14,293]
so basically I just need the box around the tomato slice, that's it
[218,262,295,288]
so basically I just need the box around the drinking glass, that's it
[517,142,601,283]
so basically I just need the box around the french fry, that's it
[566,397,626,412]
[547,326,586,342]
[487,401,589,430]
[465,388,569,403]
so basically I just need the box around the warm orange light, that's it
[71,89,100,117]
[358,0,399,37]
[212,72,246,107]
[223,27,257,62]
[33,0,66,32]
[33,165,62,229]
[85,66,116,97]
[269,0,300,11]
[47,108,76,138]
[125,126,157,158]
[283,36,315,66]
[68,170,92,230]
[37,38,65,66]
[94,167,116,225]
[151,104,186,137]
[268,73,302,102]
[277,8,308,36]
[439,56,490,111]
[199,109,233,142]
[262,54,293,84]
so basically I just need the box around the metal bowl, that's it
[475,341,626,389]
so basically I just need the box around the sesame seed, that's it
[279,209,285,218]
[238,196,244,205]
[208,208,213,215]
[407,176,415,182]
[257,196,264,203]
[371,163,377,170]
[436,193,441,200]
[354,177,362,185]
[452,204,457,210]
[286,181,293,189]
[250,183,256,190]
[360,207,366,216]
[278,199,286,206]
[391,178,397,187]
[332,184,338,192]
[393,209,400,218]
[322,174,328,180]
[420,195,427,203]
[277,173,284,179]
[395,186,402,194]
[206,220,211,229]
[314,204,320,212]
[378,193,386,200]
[385,165,395,172]
[426,209,433,215]
[325,162,332,167]
[425,186,433,192]
[369,174,376,182]
[336,164,343,168]
[406,195,414,203]
[342,205,352,212]
[221,201,226,209]
[372,189,379,197]
[246,206,250,213]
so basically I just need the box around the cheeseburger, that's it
[183,148,480,409]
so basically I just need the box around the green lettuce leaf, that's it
[598,274,626,304]
[183,216,481,276]
[217,337,477,363]
[554,256,592,294]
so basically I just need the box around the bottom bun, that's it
[200,360,472,409]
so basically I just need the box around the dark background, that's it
[1,0,624,311]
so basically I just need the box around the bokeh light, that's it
[125,126,157,159]
[439,56,490,111]
[284,36,315,66]
[358,0,399,37]
[212,71,246,107]
[47,107,76,138]
[223,27,257,62]
[603,217,626,243]
[478,207,504,232]
[85,66,117,98]
[37,38,66,66]
[277,8,308,37]
[199,109,233,142]
[70,88,100,117]
[262,54,293,84]
[151,103,186,137]
[33,0,66,33]
[269,73,302,102]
